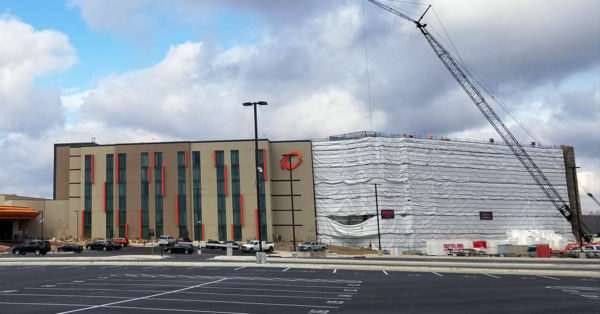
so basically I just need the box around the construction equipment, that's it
[367,0,592,242]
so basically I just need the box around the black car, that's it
[12,240,51,255]
[86,240,118,251]
[165,242,195,254]
[57,242,83,253]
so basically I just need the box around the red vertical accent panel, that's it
[201,224,205,240]
[161,166,165,196]
[255,209,259,240]
[213,150,216,167]
[153,152,156,168]
[115,154,119,183]
[139,209,142,238]
[103,182,107,212]
[262,149,267,180]
[91,154,94,184]
[126,223,129,239]
[224,165,227,196]
[185,151,188,168]
[240,194,244,227]
[231,223,234,240]
[176,194,179,226]
[116,208,119,226]
[148,166,151,182]
[81,211,85,238]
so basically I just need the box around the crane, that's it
[367,0,592,242]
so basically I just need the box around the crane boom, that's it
[367,0,589,241]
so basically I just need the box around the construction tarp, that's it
[312,137,574,254]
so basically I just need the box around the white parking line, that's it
[483,274,501,279]
[333,269,337,274]
[0,302,252,313]
[432,272,443,277]
[283,267,290,272]
[538,275,560,281]
[382,271,388,276]
[56,278,227,314]
[234,266,246,271]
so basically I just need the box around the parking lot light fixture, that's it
[243,101,268,253]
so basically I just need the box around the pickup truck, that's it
[158,235,174,246]
[241,240,274,253]
[298,241,327,252]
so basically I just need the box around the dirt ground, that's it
[275,241,378,255]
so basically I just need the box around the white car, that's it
[158,235,174,246]
[582,245,600,258]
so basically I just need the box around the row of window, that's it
[85,150,265,241]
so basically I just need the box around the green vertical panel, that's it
[258,149,267,239]
[154,152,163,236]
[192,151,202,241]
[231,150,242,241]
[215,151,226,241]
[118,153,126,237]
[84,155,92,238]
[141,153,149,239]
[177,151,187,238]
[106,154,114,238]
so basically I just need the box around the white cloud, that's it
[0,16,76,134]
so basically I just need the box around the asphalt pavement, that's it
[0,264,598,313]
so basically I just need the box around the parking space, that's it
[0,265,598,313]
[0,266,362,314]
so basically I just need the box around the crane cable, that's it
[427,6,542,146]
[362,0,374,131]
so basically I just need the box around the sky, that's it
[0,0,598,214]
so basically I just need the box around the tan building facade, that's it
[51,139,316,242]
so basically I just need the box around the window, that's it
[118,153,126,237]
[479,211,493,220]
[258,149,267,239]
[177,151,187,238]
[106,154,114,238]
[140,153,149,239]
[192,151,202,241]
[154,152,163,236]
[328,214,375,225]
[215,150,226,241]
[231,150,242,241]
[84,155,93,238]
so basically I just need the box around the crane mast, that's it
[367,0,589,241]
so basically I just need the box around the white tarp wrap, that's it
[313,137,574,254]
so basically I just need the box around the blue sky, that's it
[0,0,598,214]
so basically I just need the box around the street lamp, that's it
[373,184,382,251]
[283,154,297,251]
[243,101,268,252]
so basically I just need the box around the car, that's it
[298,241,327,252]
[57,242,83,253]
[582,245,600,258]
[11,240,51,255]
[221,241,240,250]
[158,235,175,246]
[165,242,195,254]
[110,237,129,247]
[86,240,116,251]
[241,240,274,253]
[204,240,222,249]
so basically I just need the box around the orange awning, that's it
[0,206,40,220]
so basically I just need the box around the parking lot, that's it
[0,264,598,313]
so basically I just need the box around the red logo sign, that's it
[280,152,303,170]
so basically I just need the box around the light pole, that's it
[283,154,297,251]
[373,184,382,251]
[243,101,268,252]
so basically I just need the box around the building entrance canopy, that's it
[0,206,40,220]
